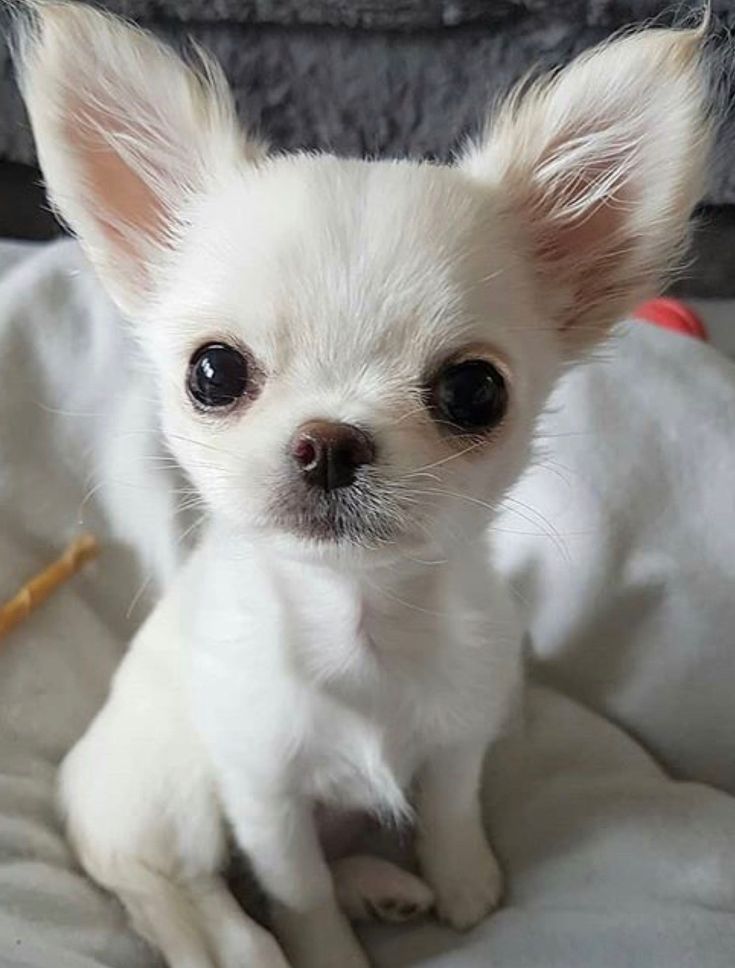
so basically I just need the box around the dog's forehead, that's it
[182,155,504,372]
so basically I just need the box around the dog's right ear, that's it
[14,2,264,315]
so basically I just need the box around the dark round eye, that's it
[432,359,508,432]
[187,343,249,409]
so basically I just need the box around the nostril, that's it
[292,435,319,471]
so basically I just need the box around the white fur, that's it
[15,3,711,967]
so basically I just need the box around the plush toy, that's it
[0,534,99,643]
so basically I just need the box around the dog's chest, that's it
[283,584,471,814]
[188,545,501,816]
[297,689,415,816]
[294,636,433,815]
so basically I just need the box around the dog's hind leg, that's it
[57,599,289,968]
[110,864,220,968]
[78,854,289,968]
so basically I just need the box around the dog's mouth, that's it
[266,478,407,546]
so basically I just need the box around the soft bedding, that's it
[1,239,734,968]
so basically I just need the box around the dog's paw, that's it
[366,892,431,924]
[332,854,434,924]
[428,842,503,931]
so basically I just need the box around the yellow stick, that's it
[0,534,100,643]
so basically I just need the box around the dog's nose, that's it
[291,420,375,491]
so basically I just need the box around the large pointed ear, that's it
[461,25,713,352]
[14,2,265,315]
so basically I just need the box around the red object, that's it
[634,298,707,341]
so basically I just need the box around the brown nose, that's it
[291,420,375,491]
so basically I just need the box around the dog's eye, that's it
[187,343,249,409]
[432,359,508,432]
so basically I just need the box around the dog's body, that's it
[15,4,712,967]
[63,520,518,967]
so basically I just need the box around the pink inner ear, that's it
[537,196,623,266]
[523,137,639,332]
[64,98,168,271]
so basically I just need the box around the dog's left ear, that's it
[15,2,264,316]
[462,25,712,352]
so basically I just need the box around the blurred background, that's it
[1,1,734,306]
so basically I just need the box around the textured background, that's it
[1,1,734,293]
[2,1,733,179]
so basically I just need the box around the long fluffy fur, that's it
[13,1,264,313]
[462,18,713,344]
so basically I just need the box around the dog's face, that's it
[150,157,554,552]
[16,4,710,556]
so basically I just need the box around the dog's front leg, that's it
[225,792,370,968]
[416,739,502,930]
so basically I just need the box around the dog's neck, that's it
[202,519,483,687]
[250,525,461,607]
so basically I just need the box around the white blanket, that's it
[1,239,734,968]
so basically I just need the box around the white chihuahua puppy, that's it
[16,3,711,967]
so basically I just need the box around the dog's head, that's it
[16,3,711,559]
